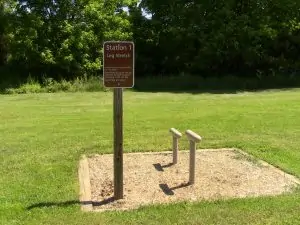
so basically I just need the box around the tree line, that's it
[1,0,300,84]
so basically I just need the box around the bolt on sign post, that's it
[103,41,134,200]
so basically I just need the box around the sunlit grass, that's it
[1,89,300,224]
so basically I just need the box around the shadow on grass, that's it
[26,200,80,210]
[27,198,116,210]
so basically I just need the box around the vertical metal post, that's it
[113,88,123,199]
[189,140,196,184]
[173,136,178,164]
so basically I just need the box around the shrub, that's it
[17,83,43,93]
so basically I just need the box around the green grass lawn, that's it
[1,89,300,225]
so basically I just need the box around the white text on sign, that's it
[106,53,131,59]
[105,44,132,51]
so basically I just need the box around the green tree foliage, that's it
[1,0,300,82]
[134,0,300,76]
[3,0,136,80]
[0,0,11,67]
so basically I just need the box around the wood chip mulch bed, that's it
[79,148,300,212]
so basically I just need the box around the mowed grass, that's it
[1,89,300,225]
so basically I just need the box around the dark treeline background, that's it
[1,0,300,85]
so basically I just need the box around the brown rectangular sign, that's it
[103,41,134,88]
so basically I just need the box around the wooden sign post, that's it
[103,41,134,200]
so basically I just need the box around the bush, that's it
[4,76,43,94]
[3,73,300,95]
[71,76,109,92]
[17,83,43,93]
[43,79,73,93]
[2,75,108,94]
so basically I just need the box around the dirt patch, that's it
[84,148,300,211]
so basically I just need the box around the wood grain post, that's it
[185,130,202,185]
[189,140,196,184]
[169,128,182,164]
[113,88,123,199]
[173,136,178,164]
